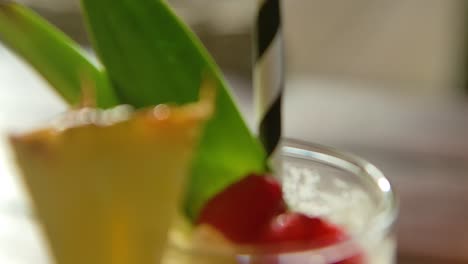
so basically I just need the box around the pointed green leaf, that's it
[81,0,267,219]
[0,3,118,108]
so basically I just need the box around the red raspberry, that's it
[258,212,364,263]
[197,174,286,244]
[335,254,365,264]
[258,213,346,246]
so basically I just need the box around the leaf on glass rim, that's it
[0,2,118,108]
[80,0,267,219]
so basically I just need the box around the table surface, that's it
[1,45,468,263]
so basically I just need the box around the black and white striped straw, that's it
[254,0,284,157]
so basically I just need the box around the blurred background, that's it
[1,0,468,263]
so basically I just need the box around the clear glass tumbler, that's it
[162,139,398,264]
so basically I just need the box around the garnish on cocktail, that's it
[11,89,213,264]
[0,1,364,263]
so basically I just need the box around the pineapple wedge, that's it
[9,93,213,264]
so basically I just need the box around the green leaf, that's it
[0,3,118,108]
[81,0,267,219]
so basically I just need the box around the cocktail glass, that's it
[162,139,397,264]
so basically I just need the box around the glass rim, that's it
[168,139,398,260]
[282,138,398,237]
